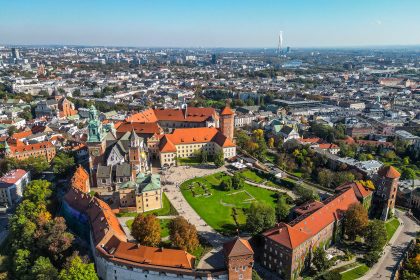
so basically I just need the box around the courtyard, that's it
[180,172,278,235]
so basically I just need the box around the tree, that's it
[131,214,161,247]
[267,137,275,149]
[58,256,98,280]
[37,217,74,261]
[363,250,381,267]
[214,151,225,167]
[364,220,387,251]
[18,107,33,121]
[220,177,233,191]
[232,173,244,190]
[245,202,276,235]
[23,180,52,206]
[313,247,332,272]
[169,216,199,252]
[318,271,342,280]
[7,126,17,136]
[384,151,397,160]
[334,171,355,187]
[52,152,75,176]
[401,167,416,181]
[12,249,31,280]
[275,196,290,222]
[344,203,369,240]
[317,169,335,188]
[32,256,58,280]
[7,156,50,177]
[201,150,208,164]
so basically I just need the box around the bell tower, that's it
[220,104,235,140]
[128,130,141,180]
[87,105,106,185]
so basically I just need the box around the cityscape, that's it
[0,1,419,280]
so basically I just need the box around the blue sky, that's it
[0,0,419,48]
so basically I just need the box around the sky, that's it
[0,0,419,48]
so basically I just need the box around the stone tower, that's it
[220,105,235,140]
[373,165,401,220]
[223,237,254,280]
[128,130,141,180]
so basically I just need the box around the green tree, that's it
[131,214,161,247]
[58,256,98,280]
[23,180,52,206]
[52,152,75,176]
[401,167,416,181]
[32,256,58,280]
[334,171,355,187]
[363,250,381,267]
[12,249,31,280]
[275,196,290,222]
[344,203,369,241]
[214,151,225,167]
[7,126,17,136]
[201,150,208,164]
[317,168,335,188]
[313,247,332,272]
[220,177,233,191]
[169,216,199,252]
[232,173,244,190]
[364,220,387,251]
[246,202,276,235]
[318,271,342,280]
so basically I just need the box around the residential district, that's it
[0,46,419,280]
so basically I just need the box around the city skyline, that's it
[1,0,420,48]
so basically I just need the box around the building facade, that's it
[0,169,30,207]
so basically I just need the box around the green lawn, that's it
[177,157,203,165]
[340,264,369,280]
[126,218,171,238]
[239,169,265,183]
[180,172,277,235]
[116,193,178,217]
[385,218,400,242]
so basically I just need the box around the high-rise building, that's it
[211,53,217,64]
[11,48,20,59]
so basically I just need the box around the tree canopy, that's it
[131,214,161,247]
[246,202,276,235]
[169,216,199,252]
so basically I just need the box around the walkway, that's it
[361,210,419,280]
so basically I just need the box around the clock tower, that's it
[87,105,106,186]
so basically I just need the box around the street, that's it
[361,210,419,280]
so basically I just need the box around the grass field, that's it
[385,217,400,242]
[340,264,369,280]
[239,169,265,183]
[117,193,178,217]
[126,218,171,238]
[180,172,277,235]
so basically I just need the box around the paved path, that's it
[244,179,297,199]
[162,165,230,247]
[161,165,231,269]
[361,210,419,280]
[117,217,135,241]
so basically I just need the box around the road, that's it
[361,210,419,280]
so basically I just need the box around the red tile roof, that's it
[104,237,195,269]
[0,169,28,185]
[11,130,32,139]
[318,143,339,149]
[126,107,218,123]
[159,127,235,151]
[9,141,54,153]
[220,106,234,116]
[71,165,90,193]
[223,237,254,257]
[264,187,360,249]
[378,165,400,179]
[116,122,162,135]
[264,223,310,249]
